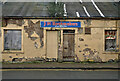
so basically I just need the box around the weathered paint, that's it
[0,19,120,62]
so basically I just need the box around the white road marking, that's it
[1,0,7,4]
[91,0,105,17]
[64,4,67,16]
[83,6,90,17]
[55,0,57,4]
[79,0,83,3]
[76,12,80,17]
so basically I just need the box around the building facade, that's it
[0,18,120,62]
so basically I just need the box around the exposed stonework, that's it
[10,57,58,63]
[85,44,88,47]
[83,48,102,62]
[34,42,38,48]
[24,20,44,48]
[74,54,81,62]
[79,38,84,41]
[84,19,91,27]
[2,19,7,27]
[3,19,25,27]
[58,44,63,62]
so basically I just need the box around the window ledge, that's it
[103,52,120,54]
[2,51,24,54]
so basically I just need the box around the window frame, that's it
[103,29,120,54]
[85,27,91,35]
[1,27,24,53]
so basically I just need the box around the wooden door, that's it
[63,33,75,61]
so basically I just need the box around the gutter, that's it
[2,16,120,20]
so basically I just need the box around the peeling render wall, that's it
[75,20,120,62]
[1,19,120,62]
[1,19,45,62]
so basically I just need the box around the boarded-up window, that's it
[105,30,117,51]
[85,27,91,34]
[4,30,21,50]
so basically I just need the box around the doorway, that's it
[63,30,75,62]
[46,31,58,59]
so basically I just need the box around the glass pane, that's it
[105,30,117,51]
[4,30,21,50]
[105,39,116,51]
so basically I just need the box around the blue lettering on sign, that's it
[40,21,81,28]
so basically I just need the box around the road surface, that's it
[1,69,119,79]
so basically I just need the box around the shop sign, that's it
[105,31,116,39]
[40,21,81,28]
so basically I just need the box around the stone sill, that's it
[103,52,120,54]
[2,51,24,54]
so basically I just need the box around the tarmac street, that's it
[1,69,119,79]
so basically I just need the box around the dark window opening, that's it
[105,30,117,52]
[85,27,91,34]
[63,30,75,34]
[4,29,22,50]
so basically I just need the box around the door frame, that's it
[63,30,75,61]
[44,28,76,61]
[46,30,59,59]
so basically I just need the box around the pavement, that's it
[1,62,120,81]
[1,62,120,69]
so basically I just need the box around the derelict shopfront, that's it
[42,21,81,62]
[1,18,120,62]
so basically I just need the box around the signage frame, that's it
[40,21,81,28]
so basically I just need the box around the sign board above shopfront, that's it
[40,21,81,28]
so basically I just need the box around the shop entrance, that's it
[46,31,58,59]
[63,30,75,62]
